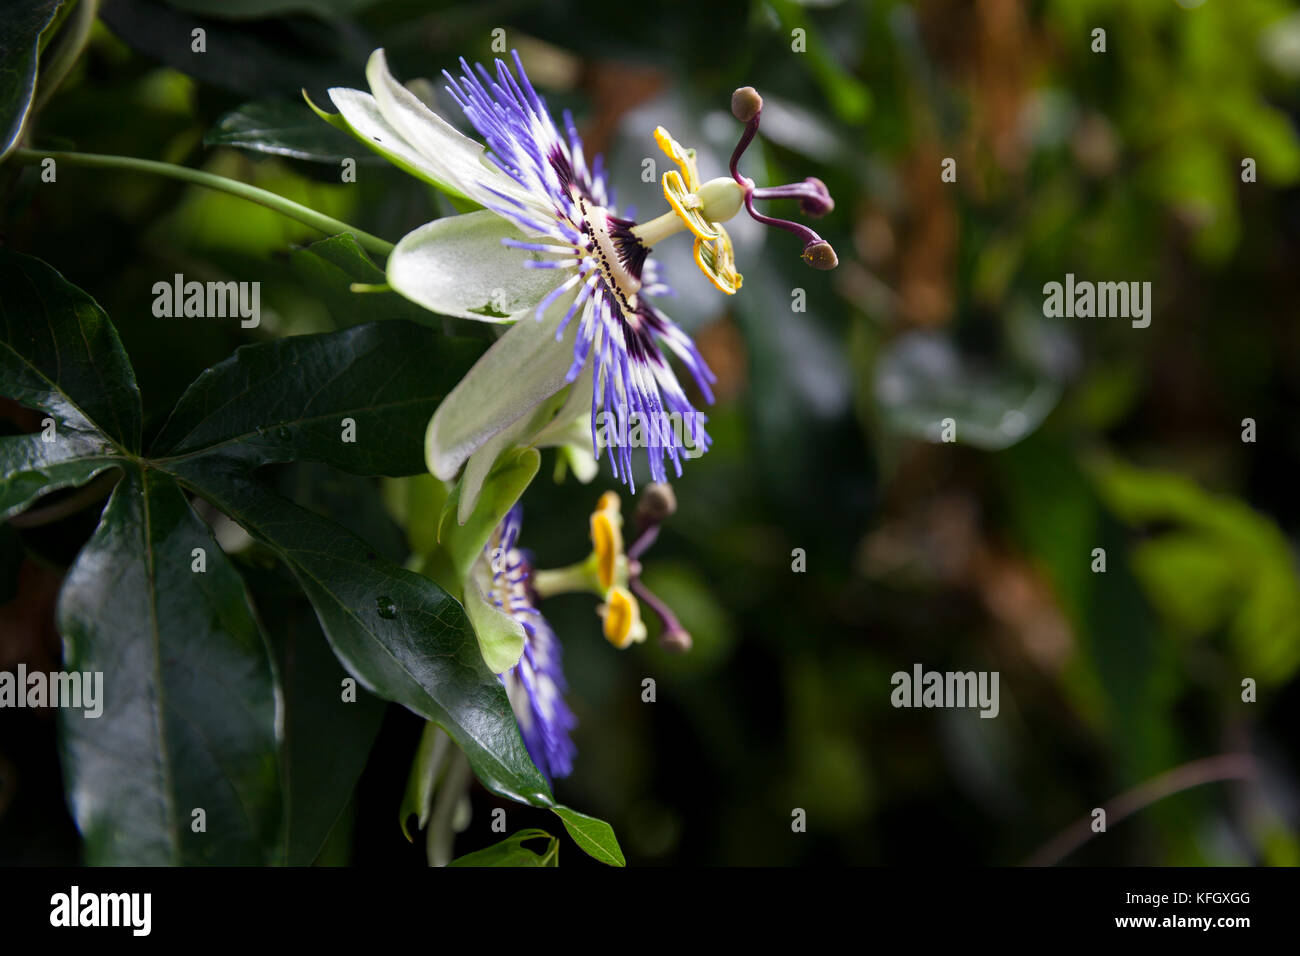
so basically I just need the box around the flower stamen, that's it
[600,585,646,648]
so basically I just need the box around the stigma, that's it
[627,88,840,294]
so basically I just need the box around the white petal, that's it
[425,292,582,481]
[530,365,594,449]
[456,388,567,525]
[455,364,594,523]
[318,87,474,202]
[365,49,537,213]
[387,210,571,323]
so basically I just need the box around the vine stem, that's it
[1023,753,1259,867]
[6,147,395,257]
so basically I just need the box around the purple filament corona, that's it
[445,53,718,490]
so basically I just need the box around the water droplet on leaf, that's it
[376,597,397,619]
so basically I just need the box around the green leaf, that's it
[57,465,282,864]
[273,461,406,561]
[150,322,555,807]
[3,253,564,865]
[0,251,141,451]
[552,806,625,867]
[0,250,138,517]
[296,232,386,284]
[206,100,386,164]
[1,252,283,864]
[151,321,484,475]
[448,828,559,867]
[0,432,119,521]
[288,234,445,328]
[1090,455,1300,682]
[0,0,61,160]
[172,465,553,808]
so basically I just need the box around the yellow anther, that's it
[693,224,743,295]
[600,586,646,649]
[663,169,720,242]
[590,492,624,592]
[654,126,700,190]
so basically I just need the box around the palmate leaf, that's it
[1,252,278,864]
[1,251,625,864]
[57,465,282,865]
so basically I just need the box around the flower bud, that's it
[799,178,835,218]
[660,626,693,653]
[637,482,677,525]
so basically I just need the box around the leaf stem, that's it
[6,147,395,257]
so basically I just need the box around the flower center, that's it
[575,191,644,316]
